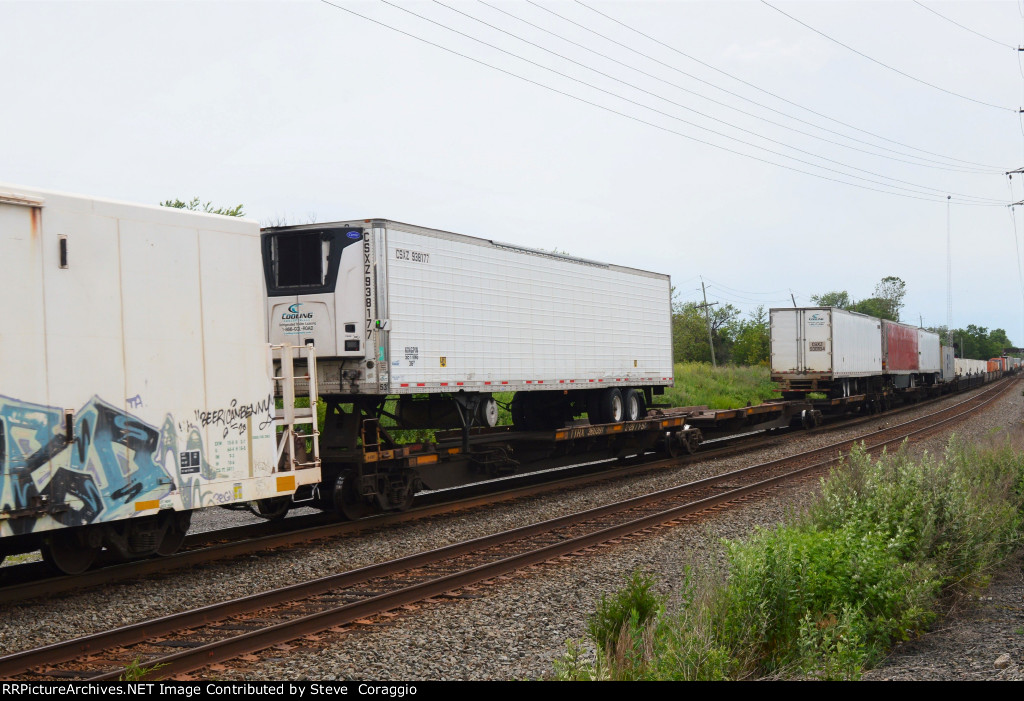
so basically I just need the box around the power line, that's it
[478,0,997,175]
[912,1,1016,51]
[381,0,1005,204]
[761,0,1016,113]
[574,0,1009,168]
[316,0,1002,206]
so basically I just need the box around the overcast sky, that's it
[4,1,1024,342]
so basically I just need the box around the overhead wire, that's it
[425,0,1003,202]
[760,0,1016,113]
[477,0,996,175]
[912,1,1016,51]
[700,277,801,298]
[370,0,1005,205]
[316,0,1005,206]
[573,0,1008,170]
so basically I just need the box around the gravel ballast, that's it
[0,381,1020,680]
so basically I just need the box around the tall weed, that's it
[555,434,1024,681]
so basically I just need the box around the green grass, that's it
[291,362,774,445]
[663,362,778,410]
[554,433,1024,681]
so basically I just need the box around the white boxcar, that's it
[770,308,882,395]
[0,184,318,570]
[264,219,674,397]
[917,328,941,375]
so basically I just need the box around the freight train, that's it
[0,184,1015,574]
[770,307,1018,398]
[0,185,674,572]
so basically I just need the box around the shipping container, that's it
[882,320,919,376]
[955,358,988,375]
[0,184,319,571]
[917,328,941,379]
[770,307,882,395]
[263,219,673,406]
[941,345,955,382]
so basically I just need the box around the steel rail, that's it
[89,375,1013,680]
[0,377,1002,603]
[0,377,1011,680]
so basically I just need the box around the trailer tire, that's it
[598,388,624,424]
[623,389,643,422]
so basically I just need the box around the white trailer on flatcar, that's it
[0,184,319,573]
[263,219,674,427]
[770,307,882,397]
[917,328,941,381]
[955,358,988,376]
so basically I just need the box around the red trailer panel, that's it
[989,358,1006,372]
[881,320,919,372]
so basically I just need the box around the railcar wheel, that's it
[663,431,680,458]
[41,531,100,575]
[156,512,193,556]
[395,488,416,512]
[334,472,373,521]
[250,497,291,521]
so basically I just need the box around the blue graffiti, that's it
[0,395,181,530]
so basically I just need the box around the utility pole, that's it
[919,314,923,328]
[697,278,718,368]
[946,195,952,346]
[790,291,797,308]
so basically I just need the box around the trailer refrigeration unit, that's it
[0,184,320,573]
[263,218,675,515]
[770,307,882,398]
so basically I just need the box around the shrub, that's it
[556,434,1024,681]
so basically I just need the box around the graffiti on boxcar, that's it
[193,393,274,439]
[0,395,192,531]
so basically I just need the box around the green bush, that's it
[555,434,1024,681]
[587,570,663,652]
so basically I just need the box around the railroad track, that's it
[0,377,1013,681]
[0,377,996,604]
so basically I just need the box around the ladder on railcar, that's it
[271,343,321,472]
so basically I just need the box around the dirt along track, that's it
[0,379,1015,680]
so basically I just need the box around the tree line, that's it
[672,275,1014,366]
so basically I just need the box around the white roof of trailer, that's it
[266,218,671,281]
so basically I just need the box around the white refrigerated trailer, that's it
[263,219,674,428]
[770,307,883,398]
[0,184,319,573]
[262,218,674,517]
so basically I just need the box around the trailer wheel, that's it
[623,389,644,422]
[598,388,624,423]
[477,396,499,428]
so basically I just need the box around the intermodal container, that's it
[940,345,955,382]
[881,320,919,373]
